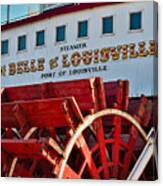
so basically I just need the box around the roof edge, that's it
[1,2,123,31]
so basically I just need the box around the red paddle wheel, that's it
[1,78,157,180]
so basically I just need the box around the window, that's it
[36,30,45,46]
[130,12,142,30]
[102,16,113,34]
[56,25,66,42]
[18,35,26,51]
[1,40,9,55]
[78,20,88,38]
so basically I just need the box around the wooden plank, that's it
[120,127,138,179]
[13,163,33,177]
[112,116,122,178]
[2,139,46,157]
[47,78,105,114]
[95,120,110,179]
[2,97,83,128]
[2,137,62,158]
[128,95,152,127]
[78,135,100,179]
[2,104,19,128]
[104,80,129,110]
[4,79,95,103]
[94,77,107,110]
[122,80,129,111]
[62,164,81,179]
[2,77,106,115]
[5,84,43,102]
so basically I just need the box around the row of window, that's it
[1,11,142,55]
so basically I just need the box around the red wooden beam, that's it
[3,77,106,116]
[2,139,47,158]
[104,80,129,110]
[95,120,110,179]
[78,135,100,179]
[2,97,83,129]
[128,95,152,127]
[62,164,81,179]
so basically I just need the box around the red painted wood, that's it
[95,120,110,179]
[78,135,100,179]
[2,139,46,158]
[79,161,87,177]
[103,80,129,136]
[104,80,129,110]
[1,77,154,179]
[111,88,123,178]
[29,160,38,175]
[4,84,43,102]
[119,96,153,178]
[122,80,129,111]
[47,78,106,114]
[4,128,14,138]
[128,95,152,127]
[94,77,107,110]
[62,164,81,179]
[112,116,122,178]
[13,164,33,177]
[2,97,83,128]
[3,78,106,115]
[120,126,139,179]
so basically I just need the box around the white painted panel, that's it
[1,1,158,97]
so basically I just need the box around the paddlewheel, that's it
[1,78,157,180]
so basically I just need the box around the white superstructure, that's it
[1,1,158,97]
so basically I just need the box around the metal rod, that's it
[7,5,10,23]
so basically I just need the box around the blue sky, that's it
[1,4,40,23]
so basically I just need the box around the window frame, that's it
[17,35,27,51]
[36,30,45,47]
[77,20,88,39]
[129,11,143,33]
[56,25,66,43]
[102,15,114,36]
[1,39,9,55]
